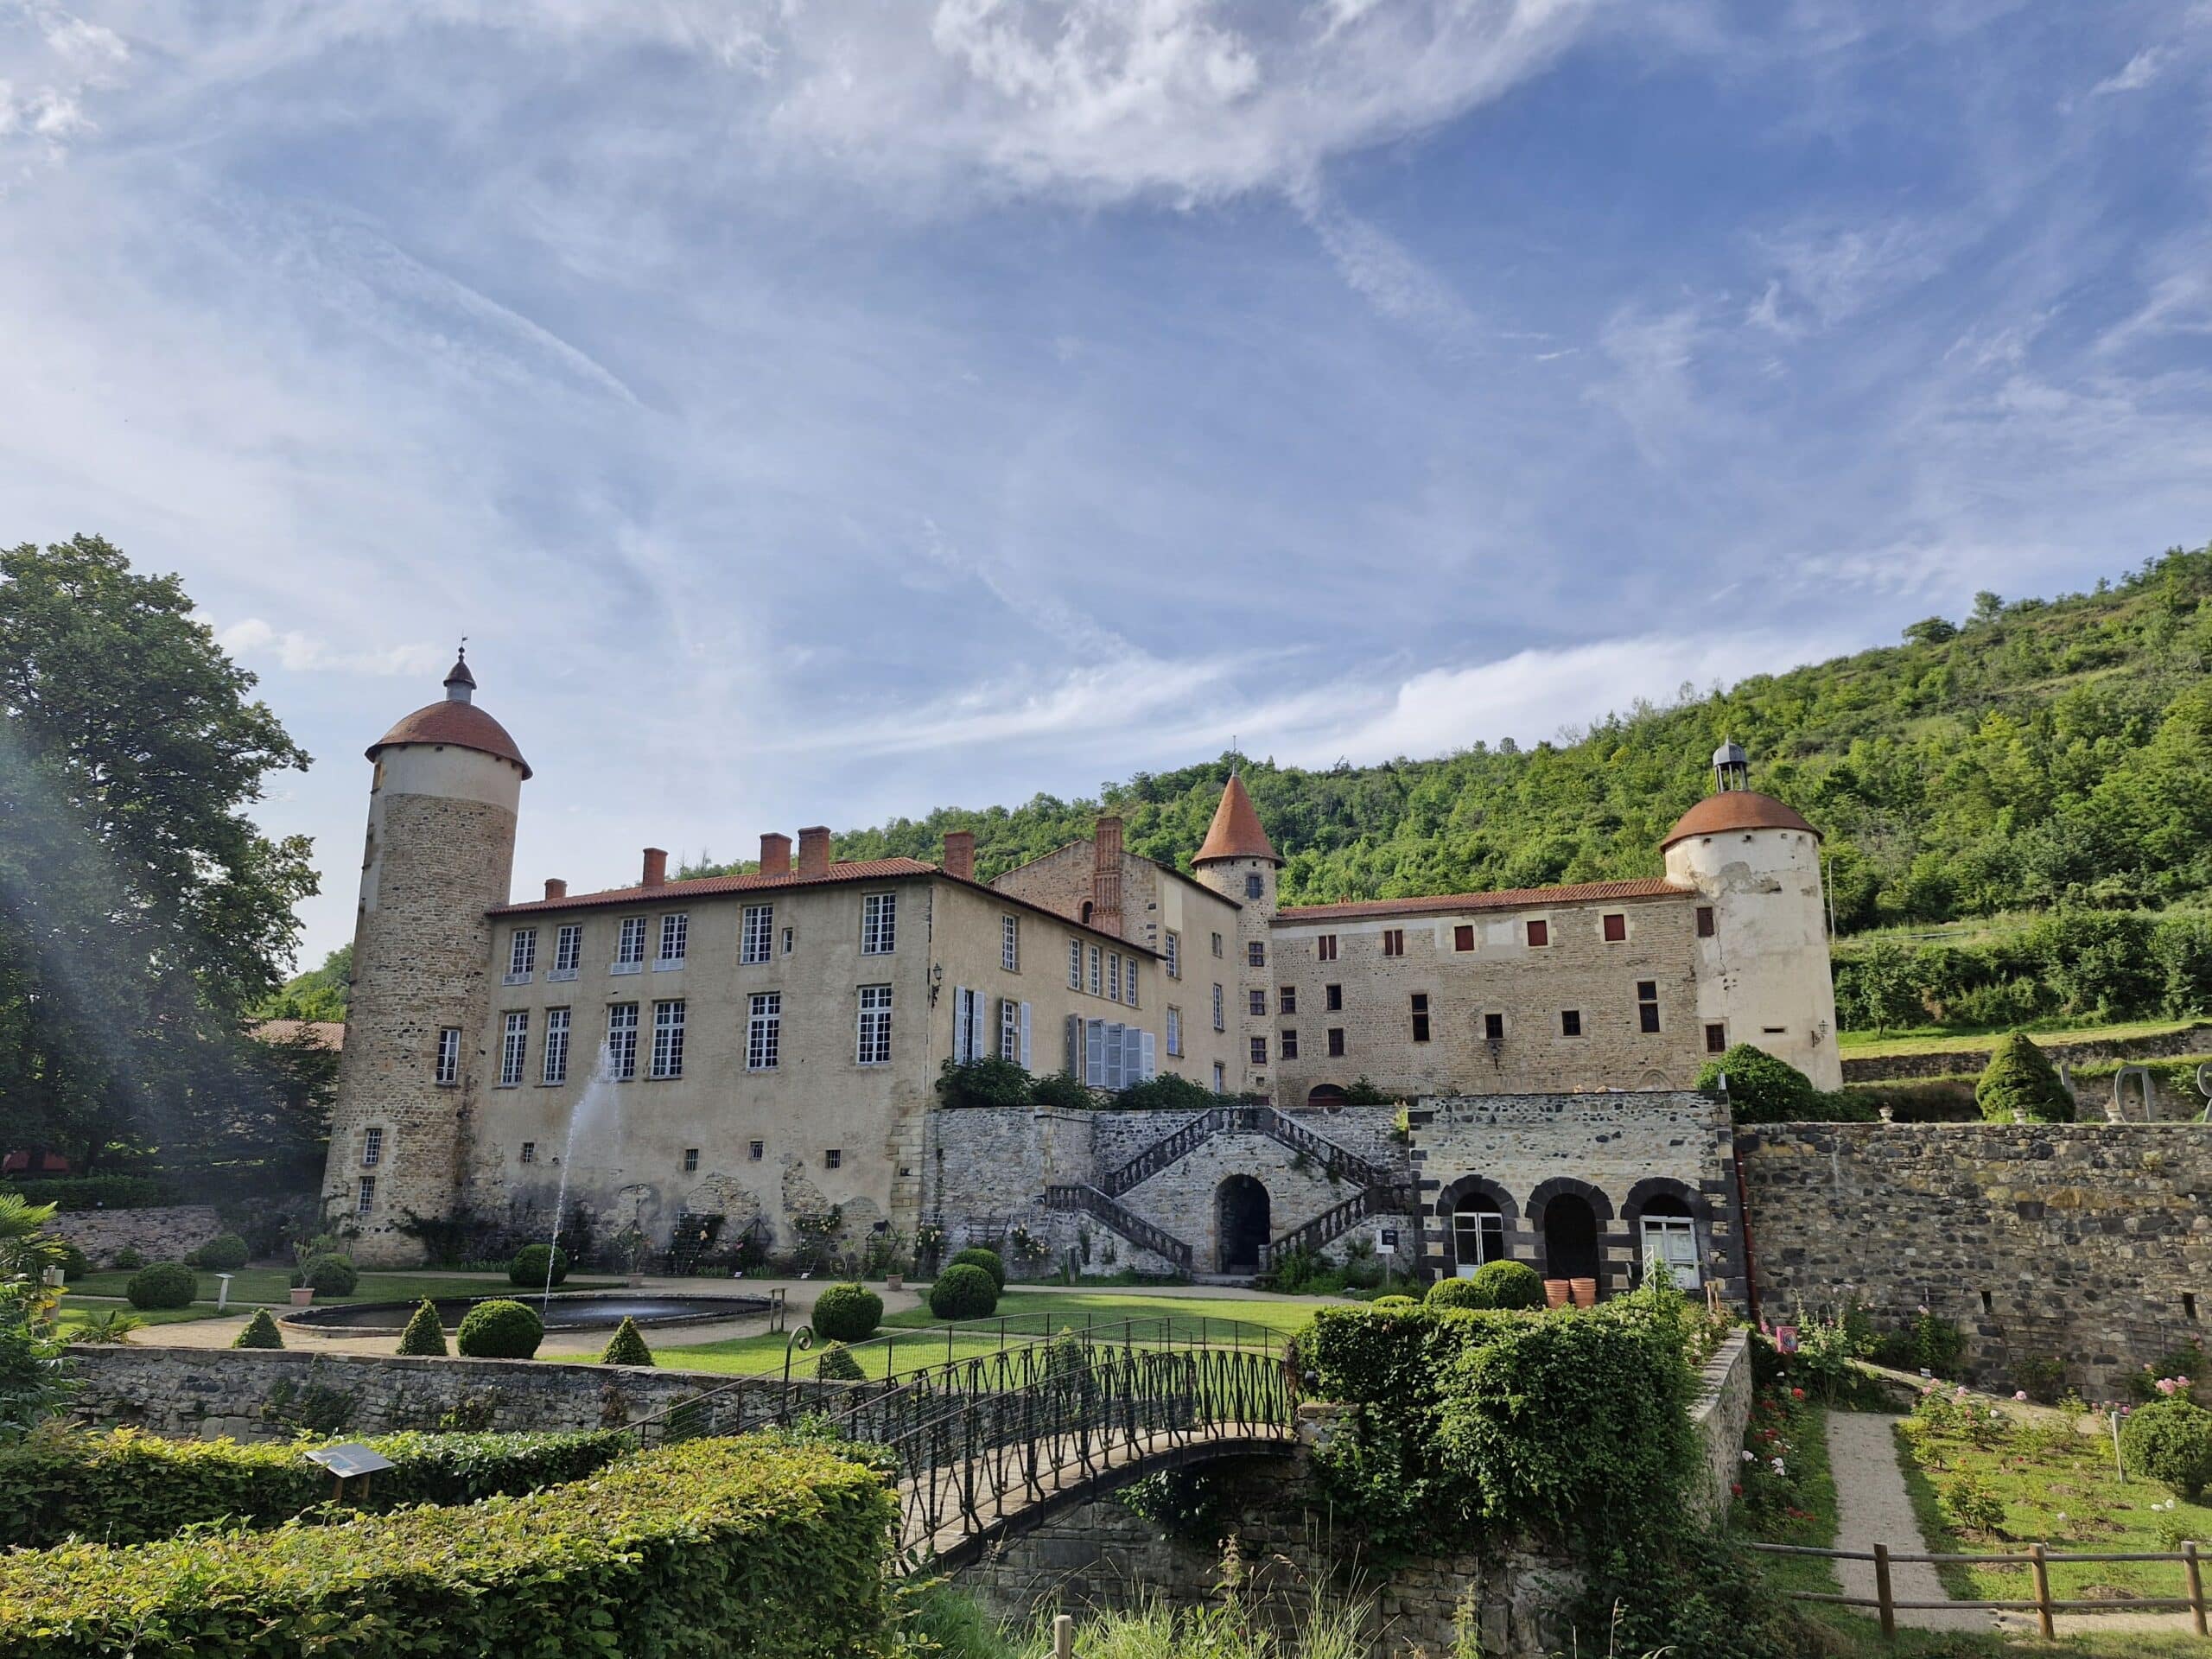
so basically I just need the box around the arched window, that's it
[1305,1084,1349,1113]
[1079,900,1094,925]
[1637,1193,1699,1289]
[1452,1194,1506,1276]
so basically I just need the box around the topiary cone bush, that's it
[1469,1259,1546,1311]
[189,1233,251,1272]
[2120,1399,2212,1500]
[928,1262,998,1320]
[232,1308,284,1349]
[292,1253,359,1296]
[810,1282,883,1344]
[1974,1033,2076,1124]
[1425,1277,1484,1310]
[816,1341,865,1382]
[396,1300,448,1357]
[125,1262,199,1310]
[601,1316,654,1367]
[948,1247,1006,1292]
[508,1243,569,1288]
[455,1299,545,1360]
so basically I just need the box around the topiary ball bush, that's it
[1425,1276,1484,1309]
[508,1243,569,1288]
[110,1247,144,1271]
[125,1262,198,1310]
[1470,1259,1546,1311]
[190,1233,251,1272]
[1694,1043,1821,1122]
[1370,1294,1420,1311]
[816,1341,865,1382]
[1974,1032,2076,1124]
[2120,1399,2212,1500]
[601,1315,654,1367]
[929,1263,999,1320]
[293,1253,359,1296]
[232,1308,284,1349]
[811,1282,883,1344]
[396,1299,448,1357]
[949,1247,1006,1291]
[455,1299,544,1360]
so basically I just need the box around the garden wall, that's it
[1840,1021,2212,1082]
[1739,1123,2211,1394]
[48,1205,222,1265]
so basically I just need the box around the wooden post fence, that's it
[2030,1542,2054,1640]
[2188,1541,2208,1639]
[1872,1542,1895,1640]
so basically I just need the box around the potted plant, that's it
[289,1285,315,1306]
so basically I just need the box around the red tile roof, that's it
[492,857,938,915]
[367,700,532,779]
[1660,790,1819,849]
[1278,877,1692,923]
[1194,774,1279,863]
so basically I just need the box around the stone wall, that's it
[48,1205,223,1266]
[1689,1330,1754,1516]
[1739,1123,2212,1395]
[1840,1022,2212,1083]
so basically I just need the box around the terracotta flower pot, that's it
[1570,1277,1599,1308]
[289,1287,315,1307]
[1543,1279,1573,1308]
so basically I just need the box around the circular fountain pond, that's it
[282,1292,774,1337]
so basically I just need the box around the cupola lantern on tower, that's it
[444,645,476,703]
[1712,737,1749,793]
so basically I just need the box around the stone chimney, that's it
[760,832,792,876]
[797,826,831,880]
[641,848,668,888]
[1091,815,1124,938]
[543,878,568,900]
[943,830,976,881]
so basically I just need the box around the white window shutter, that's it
[1086,1019,1108,1089]
[1020,1002,1033,1069]
[1140,1029,1156,1080]
[971,993,985,1061]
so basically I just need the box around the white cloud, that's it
[213,618,446,678]
[2093,45,2170,95]
[1745,219,1952,334]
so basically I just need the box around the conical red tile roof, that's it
[1195,773,1279,864]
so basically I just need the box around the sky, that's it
[3,0,2209,966]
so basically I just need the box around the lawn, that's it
[1730,1384,1844,1604]
[65,1268,620,1306]
[54,1301,235,1334]
[1837,1016,2200,1059]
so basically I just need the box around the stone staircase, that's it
[1100,1104,1394,1197]
[1044,1182,1193,1272]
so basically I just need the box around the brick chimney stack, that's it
[797,826,831,880]
[943,830,976,881]
[543,878,568,900]
[760,832,792,876]
[1091,815,1124,938]
[641,848,668,888]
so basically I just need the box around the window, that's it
[1525,918,1549,947]
[1561,1009,1583,1038]
[1001,915,1020,972]
[1109,953,1122,1002]
[362,1127,383,1167]
[1279,986,1296,1014]
[651,1000,686,1078]
[500,1011,528,1086]
[607,1003,639,1078]
[1249,1036,1268,1065]
[1247,939,1265,968]
[1212,1062,1226,1090]
[357,1175,376,1216]
[521,1141,536,1164]
[1068,940,1083,989]
[1381,929,1405,957]
[1639,1198,1700,1288]
[749,1139,765,1160]
[1637,980,1660,1034]
[1211,931,1224,958]
[856,985,893,1065]
[1453,924,1474,952]
[824,1149,842,1171]
[1315,934,1338,962]
[1695,906,1715,938]
[1452,1197,1506,1274]
[1244,872,1263,899]
[614,916,646,972]
[747,993,781,1071]
[1088,946,1102,995]
[543,1007,571,1084]
[1165,931,1180,978]
[1166,1006,1183,1057]
[1327,1027,1345,1057]
[1410,993,1431,1043]
[1212,983,1225,1031]
[1248,988,1267,1017]
[1602,912,1626,943]
[1325,983,1343,1012]
[861,893,897,954]
[742,905,774,964]
[1281,1028,1299,1060]
[1125,963,1138,1007]
[683,1147,699,1173]
[1484,1012,1504,1042]
[1705,1022,1727,1053]
[551,923,582,980]
[505,928,537,983]
[657,912,688,968]
[435,1027,461,1086]
[781,926,794,955]
[999,997,1023,1063]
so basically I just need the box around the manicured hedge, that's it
[949,1246,1006,1291]
[810,1282,882,1343]
[508,1243,569,1288]
[189,1233,251,1272]
[0,1427,635,1548]
[125,1262,198,1310]
[456,1299,543,1359]
[928,1263,997,1320]
[0,1175,172,1211]
[0,1438,897,1659]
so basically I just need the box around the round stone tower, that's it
[1661,741,1840,1090]
[325,651,530,1265]
[1192,772,1281,1096]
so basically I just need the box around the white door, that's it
[1452,1209,1504,1278]
[1640,1216,1700,1288]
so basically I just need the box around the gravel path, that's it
[1825,1410,1993,1632]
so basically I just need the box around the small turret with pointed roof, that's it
[444,645,477,702]
[1194,772,1280,866]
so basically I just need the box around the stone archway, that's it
[1216,1175,1270,1274]
[1541,1193,1601,1283]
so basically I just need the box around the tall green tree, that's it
[0,535,317,1170]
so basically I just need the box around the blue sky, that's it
[2,0,2207,963]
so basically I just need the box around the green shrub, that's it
[1370,1294,1419,1311]
[231,1310,283,1351]
[934,1055,1036,1110]
[601,1316,653,1368]
[949,1247,1006,1291]
[454,1300,543,1360]
[291,1253,358,1296]
[1694,1044,1821,1122]
[53,1243,88,1281]
[188,1234,249,1272]
[1425,1277,1484,1309]
[507,1243,569,1288]
[816,1341,864,1382]
[0,1427,636,1547]
[109,1247,143,1270]
[928,1263,998,1320]
[1469,1259,1546,1311]
[124,1262,196,1311]
[1974,1032,2075,1123]
[810,1282,882,1343]
[2120,1400,2212,1500]
[394,1300,447,1357]
[0,1176,171,1212]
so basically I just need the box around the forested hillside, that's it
[753,544,2212,942]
